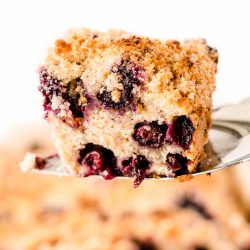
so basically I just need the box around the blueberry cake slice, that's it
[39,28,218,186]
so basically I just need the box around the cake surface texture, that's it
[39,28,218,186]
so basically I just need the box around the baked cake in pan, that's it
[38,28,218,186]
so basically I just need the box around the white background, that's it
[1,0,250,136]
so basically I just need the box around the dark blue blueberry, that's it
[78,143,117,180]
[97,59,145,109]
[122,155,151,187]
[166,115,194,150]
[166,153,188,175]
[178,196,213,220]
[133,121,168,148]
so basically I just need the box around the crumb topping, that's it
[45,28,218,115]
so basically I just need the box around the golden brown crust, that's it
[46,28,218,115]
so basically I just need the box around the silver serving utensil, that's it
[21,100,250,180]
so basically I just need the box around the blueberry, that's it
[114,59,144,86]
[38,68,88,119]
[78,143,117,180]
[166,153,188,175]
[166,115,194,150]
[96,85,133,109]
[35,157,47,170]
[62,78,85,118]
[133,121,168,148]
[97,59,145,109]
[122,155,151,187]
[133,239,157,250]
[38,68,63,112]
[193,246,209,250]
[39,69,62,98]
[178,196,212,220]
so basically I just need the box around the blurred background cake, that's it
[0,124,249,250]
